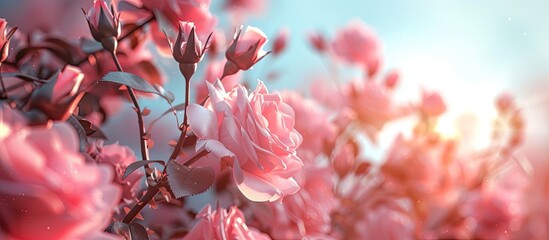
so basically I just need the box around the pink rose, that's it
[28,65,84,121]
[194,59,241,102]
[308,31,328,53]
[495,91,515,114]
[0,18,16,63]
[0,105,121,239]
[188,80,303,202]
[222,26,269,78]
[170,21,204,64]
[183,204,271,240]
[224,0,268,24]
[142,0,217,56]
[254,166,338,239]
[88,141,143,205]
[347,78,404,130]
[281,91,336,157]
[272,27,289,56]
[84,0,120,50]
[332,19,381,76]
[420,90,447,117]
[355,204,415,239]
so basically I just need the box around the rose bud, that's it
[272,27,289,56]
[222,25,270,79]
[83,0,121,52]
[495,91,515,114]
[420,90,446,117]
[29,65,85,121]
[0,18,17,63]
[168,21,210,81]
[383,70,400,89]
[308,31,327,53]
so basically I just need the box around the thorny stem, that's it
[109,51,151,164]
[169,77,192,161]
[123,68,196,224]
[0,64,7,99]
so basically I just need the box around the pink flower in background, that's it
[308,31,328,53]
[347,78,405,130]
[495,91,515,114]
[195,59,241,102]
[224,0,268,24]
[0,105,121,239]
[142,0,217,56]
[332,19,381,76]
[420,90,447,117]
[188,80,303,202]
[255,166,338,239]
[272,27,289,56]
[51,65,84,102]
[281,91,336,156]
[355,204,415,239]
[88,142,143,204]
[223,26,269,78]
[183,204,270,240]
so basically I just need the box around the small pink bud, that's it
[384,70,400,89]
[0,18,17,63]
[495,91,514,114]
[222,25,269,78]
[169,21,211,81]
[29,65,84,120]
[308,31,327,53]
[84,0,121,50]
[420,91,446,117]
[272,27,289,56]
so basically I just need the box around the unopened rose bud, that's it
[272,27,289,56]
[420,91,446,117]
[308,31,327,53]
[169,21,209,81]
[83,0,121,52]
[0,18,17,63]
[495,91,514,114]
[384,70,400,89]
[222,25,269,79]
[29,65,84,121]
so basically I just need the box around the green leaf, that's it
[166,160,215,198]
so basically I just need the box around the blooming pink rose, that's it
[194,59,241,102]
[188,80,303,202]
[0,105,121,239]
[183,204,271,240]
[420,90,447,117]
[332,19,382,76]
[142,0,217,56]
[222,26,269,78]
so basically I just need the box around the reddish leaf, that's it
[166,160,215,198]
[129,223,149,240]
